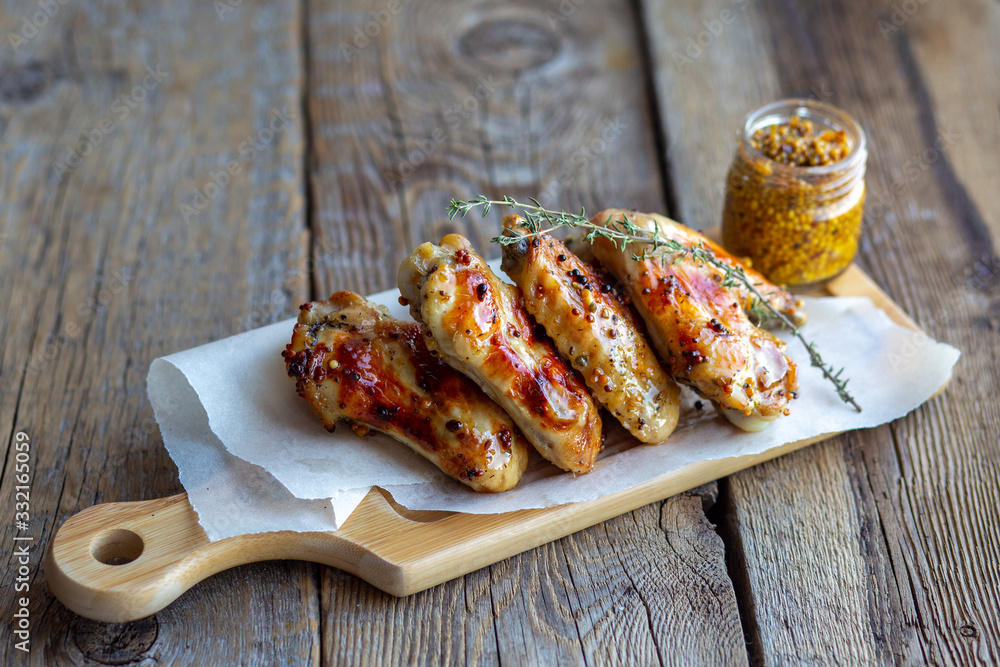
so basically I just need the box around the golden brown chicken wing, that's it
[282,291,530,492]
[500,215,680,443]
[590,209,803,431]
[398,235,603,474]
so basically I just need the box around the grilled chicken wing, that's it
[590,209,803,431]
[594,209,807,326]
[500,215,680,443]
[398,235,603,474]
[282,291,530,492]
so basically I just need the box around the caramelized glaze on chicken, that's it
[282,291,530,492]
[593,209,807,326]
[398,235,603,473]
[590,210,804,431]
[500,215,680,443]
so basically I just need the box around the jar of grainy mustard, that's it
[721,99,867,289]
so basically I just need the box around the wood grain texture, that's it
[0,1,318,664]
[320,486,742,667]
[642,0,1000,664]
[635,0,783,231]
[3,0,997,664]
[305,0,745,664]
[306,0,667,296]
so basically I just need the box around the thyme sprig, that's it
[447,194,861,412]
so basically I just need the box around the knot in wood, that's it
[72,615,159,665]
[458,16,560,73]
[0,61,51,103]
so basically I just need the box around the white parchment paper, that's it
[148,265,960,541]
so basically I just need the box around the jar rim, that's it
[739,99,867,175]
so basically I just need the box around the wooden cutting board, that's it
[47,265,939,623]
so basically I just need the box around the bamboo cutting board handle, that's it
[45,492,401,623]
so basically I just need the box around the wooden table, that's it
[2,1,998,664]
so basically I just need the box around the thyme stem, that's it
[447,194,861,412]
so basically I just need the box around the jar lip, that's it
[739,99,867,175]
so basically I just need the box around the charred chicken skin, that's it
[398,235,603,474]
[500,215,681,443]
[590,209,804,431]
[282,291,530,492]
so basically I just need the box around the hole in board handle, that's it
[90,529,144,565]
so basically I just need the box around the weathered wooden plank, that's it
[320,486,739,667]
[0,1,318,664]
[305,1,745,664]
[566,488,746,665]
[635,0,784,232]
[642,0,1000,663]
[306,0,669,295]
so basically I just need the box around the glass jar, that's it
[721,99,867,289]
